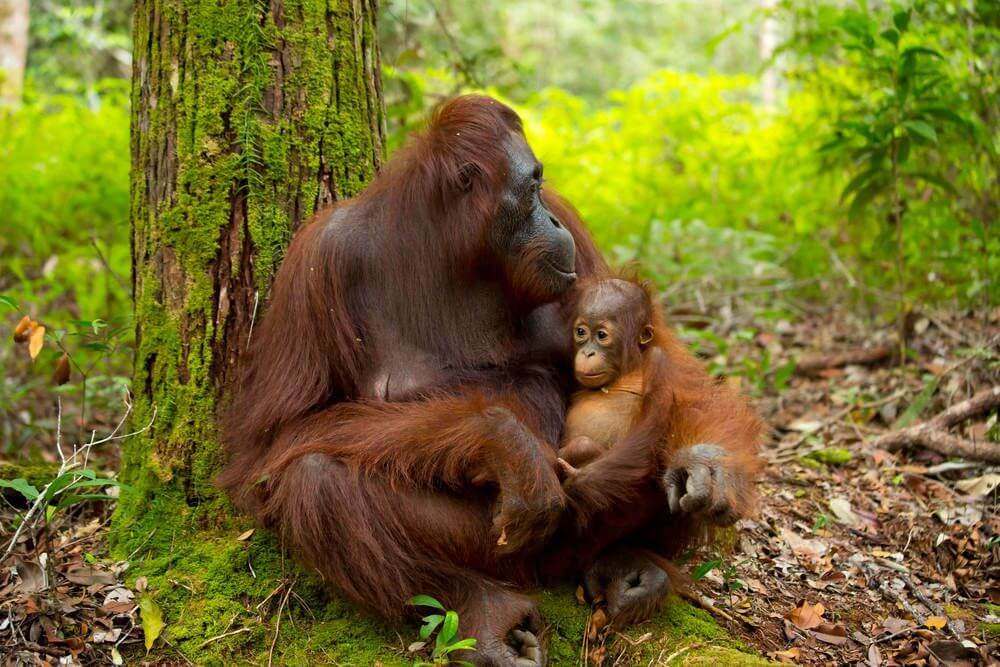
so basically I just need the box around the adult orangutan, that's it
[219,95,762,665]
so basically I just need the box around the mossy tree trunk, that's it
[113,0,384,661]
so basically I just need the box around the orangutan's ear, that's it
[457,163,478,193]
[640,325,654,346]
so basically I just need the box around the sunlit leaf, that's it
[407,595,445,611]
[692,559,722,580]
[437,610,459,649]
[139,596,165,651]
[13,316,32,343]
[419,614,443,639]
[28,325,46,360]
[0,295,17,310]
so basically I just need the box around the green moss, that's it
[803,447,853,466]
[0,462,59,486]
[115,521,763,666]
[981,623,1000,638]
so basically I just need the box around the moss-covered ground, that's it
[106,481,765,665]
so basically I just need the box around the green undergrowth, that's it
[110,486,764,665]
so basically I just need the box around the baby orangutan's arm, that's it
[559,348,670,526]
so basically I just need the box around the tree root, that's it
[872,387,1000,463]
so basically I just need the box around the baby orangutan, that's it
[557,278,761,529]
[559,279,659,470]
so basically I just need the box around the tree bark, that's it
[114,0,383,658]
[0,0,28,107]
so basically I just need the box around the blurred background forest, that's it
[0,0,997,460]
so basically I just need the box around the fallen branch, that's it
[795,342,897,376]
[872,387,1000,463]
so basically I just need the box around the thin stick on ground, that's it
[267,578,295,667]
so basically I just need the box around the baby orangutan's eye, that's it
[575,327,587,338]
[596,330,609,341]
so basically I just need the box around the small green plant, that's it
[692,557,743,592]
[813,513,830,532]
[817,7,978,348]
[1,469,127,561]
[407,595,478,667]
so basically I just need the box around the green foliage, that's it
[779,0,999,306]
[385,2,996,311]
[407,596,477,667]
[0,467,126,518]
[27,0,132,99]
[380,0,768,101]
[0,87,131,454]
[804,447,854,466]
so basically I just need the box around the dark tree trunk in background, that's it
[114,0,383,660]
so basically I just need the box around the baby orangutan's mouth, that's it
[576,371,611,388]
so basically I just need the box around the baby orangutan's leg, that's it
[558,435,606,469]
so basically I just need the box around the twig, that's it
[680,590,736,624]
[199,626,251,648]
[772,391,905,462]
[246,290,260,351]
[661,643,705,665]
[794,342,897,377]
[872,386,1000,462]
[1,396,156,561]
[267,579,294,667]
[90,237,130,292]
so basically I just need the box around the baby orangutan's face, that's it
[572,317,623,389]
[572,280,654,389]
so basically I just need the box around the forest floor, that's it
[1,303,998,666]
[682,305,1000,666]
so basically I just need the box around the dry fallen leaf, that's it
[15,558,47,593]
[925,615,947,629]
[64,564,116,586]
[867,643,882,667]
[828,497,858,526]
[955,473,1000,497]
[769,647,801,663]
[588,608,608,641]
[787,600,826,630]
[53,352,71,385]
[882,616,912,634]
[13,315,32,343]
[813,622,849,645]
[236,528,255,541]
[781,528,828,560]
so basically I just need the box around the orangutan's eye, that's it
[596,330,609,341]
